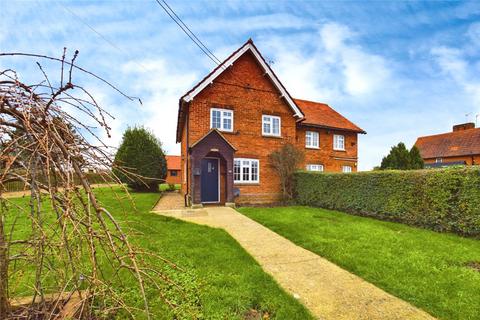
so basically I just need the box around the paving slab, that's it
[153,204,435,320]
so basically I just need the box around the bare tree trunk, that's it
[0,204,9,318]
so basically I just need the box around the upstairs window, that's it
[306,164,324,172]
[234,158,259,183]
[210,108,233,132]
[262,115,281,137]
[306,131,319,148]
[333,134,345,151]
[342,166,352,173]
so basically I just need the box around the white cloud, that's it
[261,23,393,103]
[121,59,197,155]
[467,22,480,44]
[431,45,480,109]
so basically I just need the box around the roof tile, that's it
[165,155,181,170]
[415,128,480,158]
[294,99,365,133]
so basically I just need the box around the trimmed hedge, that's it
[294,168,480,236]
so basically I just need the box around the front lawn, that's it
[239,206,480,320]
[5,189,312,319]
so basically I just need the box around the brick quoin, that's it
[178,40,365,205]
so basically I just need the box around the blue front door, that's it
[201,158,219,203]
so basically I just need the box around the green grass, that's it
[238,206,480,320]
[4,189,312,319]
[159,183,181,191]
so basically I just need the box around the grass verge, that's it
[239,206,480,320]
[4,188,311,319]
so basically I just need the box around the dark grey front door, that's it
[201,158,219,203]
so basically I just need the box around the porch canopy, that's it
[189,129,236,204]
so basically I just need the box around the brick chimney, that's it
[453,122,475,132]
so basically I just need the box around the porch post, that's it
[226,157,234,203]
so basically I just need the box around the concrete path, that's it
[153,191,186,211]
[153,203,435,320]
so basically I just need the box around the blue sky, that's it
[1,0,480,170]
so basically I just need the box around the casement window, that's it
[262,115,281,137]
[234,158,259,183]
[435,158,443,163]
[333,134,345,151]
[306,164,324,172]
[342,166,352,173]
[305,131,319,148]
[210,108,233,132]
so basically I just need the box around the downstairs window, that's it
[234,158,259,183]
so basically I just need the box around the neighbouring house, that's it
[176,39,365,206]
[165,155,181,184]
[415,122,480,168]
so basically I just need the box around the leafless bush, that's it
[0,51,186,319]
[270,143,304,202]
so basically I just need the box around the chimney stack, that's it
[453,122,475,132]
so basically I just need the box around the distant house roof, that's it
[294,99,366,133]
[165,155,181,170]
[415,127,480,159]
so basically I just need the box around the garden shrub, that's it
[113,127,167,192]
[294,167,480,236]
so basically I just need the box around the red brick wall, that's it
[180,117,188,194]
[296,126,359,172]
[424,155,480,166]
[182,50,359,204]
[165,170,181,184]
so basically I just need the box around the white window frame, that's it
[342,165,352,173]
[262,115,281,137]
[333,134,345,151]
[306,164,324,172]
[234,158,260,184]
[305,131,319,149]
[210,108,233,132]
[435,158,443,163]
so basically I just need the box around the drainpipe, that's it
[184,103,190,207]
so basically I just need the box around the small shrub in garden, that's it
[294,167,480,236]
[114,127,167,192]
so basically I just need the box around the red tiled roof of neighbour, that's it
[165,155,181,170]
[414,127,480,159]
[294,99,366,133]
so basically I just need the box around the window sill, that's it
[262,135,282,139]
[212,128,234,133]
[234,182,260,186]
[333,149,346,152]
[306,146,320,150]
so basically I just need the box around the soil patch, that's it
[465,261,480,272]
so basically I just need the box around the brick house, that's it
[415,122,480,168]
[176,39,365,206]
[165,155,181,184]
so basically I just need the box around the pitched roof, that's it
[165,155,181,170]
[414,127,480,159]
[189,128,237,151]
[294,99,366,133]
[176,39,304,142]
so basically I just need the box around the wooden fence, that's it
[1,173,115,193]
